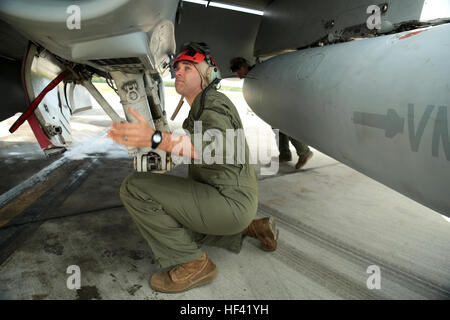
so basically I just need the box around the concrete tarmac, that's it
[0,86,449,300]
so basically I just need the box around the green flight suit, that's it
[120,89,258,268]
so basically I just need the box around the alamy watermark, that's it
[367,5,382,30]
[366,265,381,290]
[66,265,81,290]
[171,122,280,176]
[66,5,81,30]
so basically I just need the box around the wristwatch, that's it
[151,130,162,149]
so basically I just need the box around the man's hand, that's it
[108,107,199,159]
[107,107,154,148]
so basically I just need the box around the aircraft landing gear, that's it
[82,69,173,173]
[110,71,173,173]
[134,150,172,172]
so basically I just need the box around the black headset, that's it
[179,42,216,67]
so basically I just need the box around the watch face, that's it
[153,132,162,143]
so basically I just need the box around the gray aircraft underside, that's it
[0,0,449,217]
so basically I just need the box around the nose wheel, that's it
[134,150,173,173]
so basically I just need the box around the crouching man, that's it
[107,42,278,293]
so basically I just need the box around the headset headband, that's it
[173,42,217,67]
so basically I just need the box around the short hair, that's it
[230,57,249,72]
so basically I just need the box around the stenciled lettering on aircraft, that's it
[432,106,450,160]
[408,104,434,152]
[353,104,449,161]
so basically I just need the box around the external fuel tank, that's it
[244,23,450,217]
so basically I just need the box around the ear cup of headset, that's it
[207,65,220,83]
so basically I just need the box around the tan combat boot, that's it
[243,216,279,251]
[150,252,218,293]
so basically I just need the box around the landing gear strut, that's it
[82,70,173,173]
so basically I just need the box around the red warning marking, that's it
[399,30,426,40]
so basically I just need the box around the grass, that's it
[162,81,242,92]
